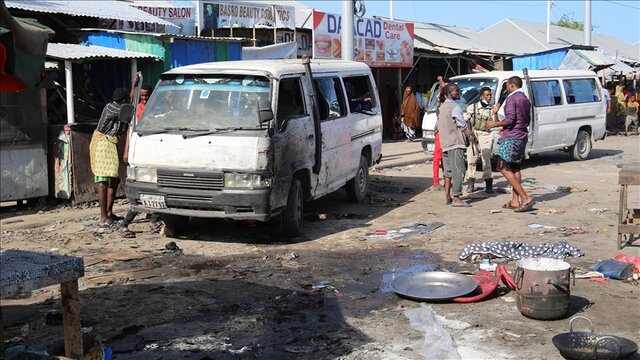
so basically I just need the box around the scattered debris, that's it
[594,260,635,279]
[404,304,461,360]
[164,241,179,251]
[544,208,566,214]
[558,227,589,235]
[367,221,444,241]
[586,208,609,215]
[490,209,502,214]
[542,184,586,192]
[574,271,604,279]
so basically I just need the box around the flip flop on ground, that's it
[502,202,519,209]
[451,201,472,208]
[514,200,535,212]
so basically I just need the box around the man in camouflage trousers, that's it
[465,86,495,194]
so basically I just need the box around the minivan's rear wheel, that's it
[280,178,303,238]
[161,214,189,237]
[570,130,591,161]
[346,155,369,203]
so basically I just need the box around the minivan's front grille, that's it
[157,171,224,190]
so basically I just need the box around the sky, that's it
[298,0,640,45]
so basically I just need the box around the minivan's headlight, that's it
[224,173,271,188]
[135,167,157,183]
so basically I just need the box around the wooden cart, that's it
[1,249,84,359]
[618,163,640,249]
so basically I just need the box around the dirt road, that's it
[2,135,639,359]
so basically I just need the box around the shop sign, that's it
[312,10,414,68]
[202,1,295,30]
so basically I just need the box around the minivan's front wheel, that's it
[570,130,591,161]
[280,178,303,238]
[347,155,369,203]
[161,214,189,237]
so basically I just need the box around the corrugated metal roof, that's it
[377,18,513,56]
[558,49,614,70]
[46,43,159,61]
[480,18,639,63]
[6,0,178,28]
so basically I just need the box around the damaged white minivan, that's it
[125,59,382,237]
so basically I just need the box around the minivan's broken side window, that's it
[276,77,305,124]
[562,78,601,104]
[531,80,562,106]
[314,77,346,121]
[343,75,376,113]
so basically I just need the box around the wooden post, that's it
[253,26,256,47]
[61,280,83,359]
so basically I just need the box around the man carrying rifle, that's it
[464,87,495,194]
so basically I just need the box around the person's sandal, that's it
[97,219,116,228]
[502,202,519,209]
[514,200,535,213]
[119,226,136,238]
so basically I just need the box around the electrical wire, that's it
[604,0,640,10]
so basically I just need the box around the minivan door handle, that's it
[308,134,314,139]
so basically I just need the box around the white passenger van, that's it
[125,59,382,237]
[421,70,606,161]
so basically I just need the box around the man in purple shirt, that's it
[487,76,535,212]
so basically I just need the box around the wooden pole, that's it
[61,280,83,359]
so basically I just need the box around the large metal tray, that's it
[391,271,479,301]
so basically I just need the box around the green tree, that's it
[552,14,584,31]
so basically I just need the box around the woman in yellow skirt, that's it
[89,88,130,227]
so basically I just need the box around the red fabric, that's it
[0,42,27,93]
[452,265,515,303]
[614,254,640,274]
[432,131,442,185]
[136,102,145,121]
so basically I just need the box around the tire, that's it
[161,214,189,236]
[570,130,591,161]
[280,178,303,238]
[346,155,369,203]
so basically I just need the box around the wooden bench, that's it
[618,163,640,249]
[1,249,84,359]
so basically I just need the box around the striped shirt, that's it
[96,102,127,136]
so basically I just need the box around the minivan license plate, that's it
[140,194,166,209]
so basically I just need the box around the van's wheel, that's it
[570,130,591,161]
[280,178,303,238]
[347,155,369,203]
[160,214,189,236]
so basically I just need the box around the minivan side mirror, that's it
[258,99,274,123]
[119,104,135,124]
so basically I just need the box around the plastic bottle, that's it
[479,259,497,272]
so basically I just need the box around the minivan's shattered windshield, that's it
[137,75,271,132]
